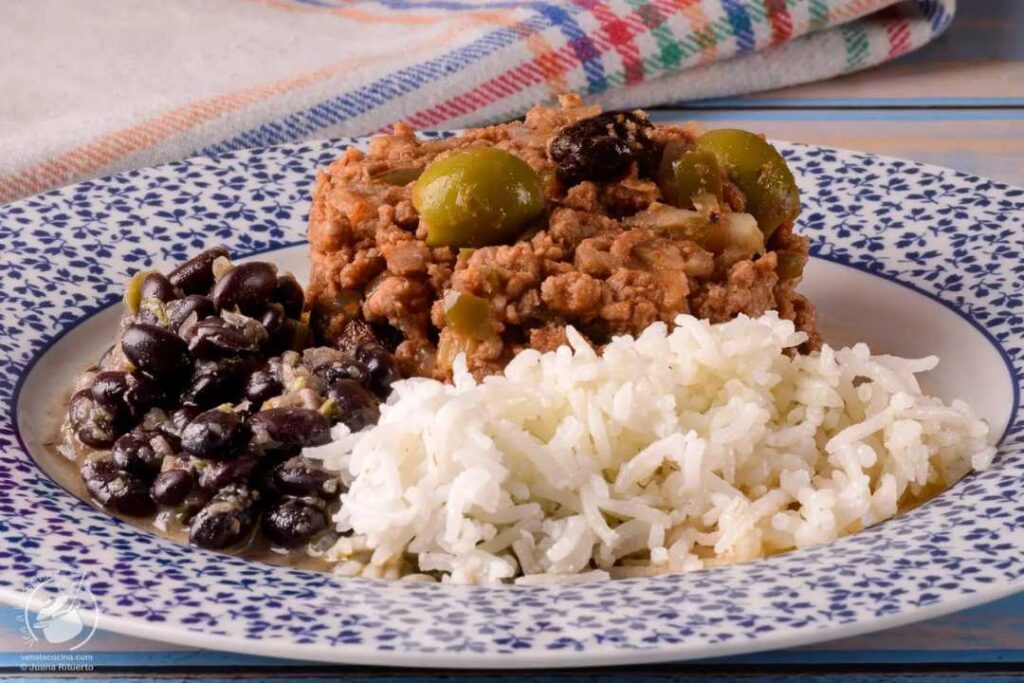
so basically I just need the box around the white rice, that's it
[304,313,994,585]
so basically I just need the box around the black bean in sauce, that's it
[181,358,249,409]
[168,246,229,295]
[180,408,250,460]
[81,459,155,516]
[274,456,337,499]
[260,302,289,351]
[89,371,133,414]
[111,430,168,478]
[158,405,200,442]
[121,323,193,382]
[243,368,283,406]
[354,343,400,398]
[151,469,195,507]
[68,390,120,448]
[124,371,170,414]
[274,274,305,319]
[187,316,265,359]
[313,359,370,390]
[140,272,180,302]
[188,484,258,550]
[198,454,259,491]
[325,379,380,432]
[167,295,216,336]
[261,497,328,548]
[249,407,330,456]
[211,262,278,315]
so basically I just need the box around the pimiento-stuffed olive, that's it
[412,147,546,248]
[695,129,800,238]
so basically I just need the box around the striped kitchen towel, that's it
[0,0,954,204]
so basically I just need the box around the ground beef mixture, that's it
[308,95,819,380]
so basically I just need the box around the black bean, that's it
[187,316,264,359]
[244,369,283,406]
[181,358,249,409]
[261,497,328,548]
[370,322,404,354]
[274,274,305,319]
[274,456,338,499]
[90,371,132,414]
[90,370,165,425]
[121,323,193,382]
[151,469,194,507]
[168,246,230,295]
[167,295,216,336]
[260,302,290,352]
[549,110,657,185]
[141,272,179,302]
[69,390,120,448]
[81,459,155,516]
[198,454,259,491]
[313,360,370,389]
[124,371,171,414]
[326,379,380,432]
[159,405,200,442]
[111,430,170,478]
[211,262,278,315]
[249,407,330,456]
[355,343,400,398]
[180,408,250,460]
[188,484,257,550]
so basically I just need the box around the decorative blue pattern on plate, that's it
[0,139,1022,667]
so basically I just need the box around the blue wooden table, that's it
[3,3,1022,680]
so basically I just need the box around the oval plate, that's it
[0,139,1022,668]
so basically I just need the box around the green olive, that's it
[696,129,800,238]
[444,291,493,338]
[412,148,546,248]
[657,145,724,209]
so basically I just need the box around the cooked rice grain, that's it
[304,313,993,585]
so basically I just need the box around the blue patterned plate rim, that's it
[0,138,1022,668]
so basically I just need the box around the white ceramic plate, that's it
[0,138,1021,668]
